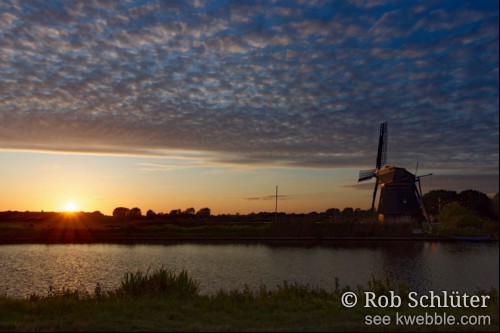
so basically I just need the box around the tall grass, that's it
[116,267,200,298]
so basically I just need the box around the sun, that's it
[63,201,78,212]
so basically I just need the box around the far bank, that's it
[0,210,497,245]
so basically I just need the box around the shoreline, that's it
[2,212,497,245]
[1,236,497,245]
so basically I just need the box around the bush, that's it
[438,202,487,229]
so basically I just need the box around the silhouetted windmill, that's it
[358,122,432,224]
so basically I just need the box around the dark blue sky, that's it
[0,0,498,188]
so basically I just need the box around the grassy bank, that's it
[2,210,498,244]
[0,268,498,332]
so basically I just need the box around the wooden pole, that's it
[274,185,278,223]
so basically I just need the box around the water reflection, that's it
[376,242,429,292]
[0,242,497,298]
[421,242,500,293]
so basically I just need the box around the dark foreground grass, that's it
[0,269,498,332]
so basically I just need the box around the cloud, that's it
[244,195,292,201]
[139,159,207,172]
[0,0,497,180]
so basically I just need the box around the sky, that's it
[0,0,498,215]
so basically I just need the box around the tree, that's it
[184,207,195,215]
[146,209,156,218]
[438,202,487,230]
[169,209,181,216]
[196,207,211,217]
[492,192,499,221]
[340,207,354,222]
[89,211,105,220]
[457,189,492,219]
[325,208,341,222]
[422,190,458,216]
[129,207,142,219]
[113,207,130,220]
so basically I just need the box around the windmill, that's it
[358,122,432,224]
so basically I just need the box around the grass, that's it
[117,267,200,297]
[0,268,498,332]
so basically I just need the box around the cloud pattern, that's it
[0,0,498,173]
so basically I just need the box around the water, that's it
[0,242,498,298]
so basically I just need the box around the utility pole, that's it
[274,185,278,223]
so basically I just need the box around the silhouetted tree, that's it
[492,192,499,221]
[457,189,492,219]
[423,190,458,216]
[325,208,341,222]
[89,211,105,220]
[146,209,156,218]
[129,207,142,219]
[113,207,130,220]
[354,208,370,221]
[184,207,195,215]
[196,207,211,217]
[341,207,354,222]
[169,209,181,216]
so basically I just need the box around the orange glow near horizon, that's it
[0,150,383,215]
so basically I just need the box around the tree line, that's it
[112,207,211,220]
[422,189,498,235]
[111,189,499,224]
[111,205,373,223]
[422,189,498,221]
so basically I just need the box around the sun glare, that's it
[63,201,78,212]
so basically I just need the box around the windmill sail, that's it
[371,122,388,214]
[376,122,388,170]
[358,169,376,182]
[358,122,388,183]
[357,122,388,219]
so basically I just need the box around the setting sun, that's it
[63,201,78,212]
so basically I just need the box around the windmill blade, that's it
[375,122,388,169]
[358,169,376,182]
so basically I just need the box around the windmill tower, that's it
[358,122,431,223]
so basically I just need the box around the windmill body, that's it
[376,166,423,222]
[358,122,429,223]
